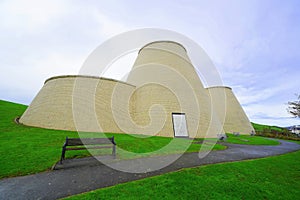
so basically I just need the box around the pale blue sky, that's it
[0,0,299,127]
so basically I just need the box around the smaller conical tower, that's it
[207,86,255,134]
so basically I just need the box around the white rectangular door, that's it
[172,113,188,137]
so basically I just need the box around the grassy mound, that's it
[252,122,300,141]
[0,100,225,178]
[252,122,284,132]
[0,100,80,178]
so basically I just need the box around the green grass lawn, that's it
[0,100,80,178]
[251,122,284,132]
[66,150,300,200]
[193,133,280,145]
[224,133,280,145]
[252,122,300,142]
[0,100,225,178]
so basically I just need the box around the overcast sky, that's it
[0,0,299,127]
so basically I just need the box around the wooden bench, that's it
[60,137,116,164]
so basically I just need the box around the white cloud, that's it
[92,10,130,38]
[0,0,68,33]
[233,85,282,105]
[245,103,299,127]
[0,0,134,104]
[0,51,85,103]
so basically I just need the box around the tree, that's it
[287,94,300,118]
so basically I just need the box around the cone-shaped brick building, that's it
[20,41,254,137]
[206,86,255,134]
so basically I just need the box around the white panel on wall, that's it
[172,113,188,137]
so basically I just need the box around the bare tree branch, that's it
[287,94,300,118]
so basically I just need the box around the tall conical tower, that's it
[127,41,224,138]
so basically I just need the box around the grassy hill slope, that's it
[0,99,288,179]
[252,122,300,141]
[0,100,80,178]
[251,122,284,132]
[0,100,225,178]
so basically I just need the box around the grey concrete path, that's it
[0,139,299,200]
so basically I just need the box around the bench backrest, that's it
[65,137,116,146]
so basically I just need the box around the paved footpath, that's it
[0,139,299,200]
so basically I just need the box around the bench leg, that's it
[60,147,66,164]
[112,145,116,159]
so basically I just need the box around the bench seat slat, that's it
[67,138,113,146]
[66,145,113,150]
